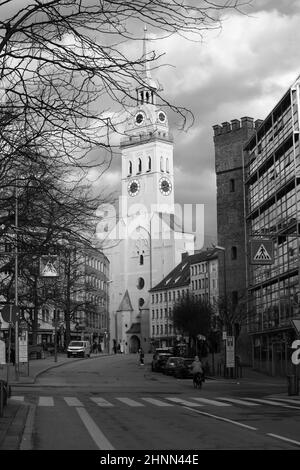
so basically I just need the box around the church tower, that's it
[104,28,194,355]
[120,26,174,216]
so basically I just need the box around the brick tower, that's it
[212,118,262,362]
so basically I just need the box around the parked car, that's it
[151,352,173,372]
[67,340,91,358]
[174,357,194,379]
[163,356,185,376]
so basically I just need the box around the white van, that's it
[67,340,91,358]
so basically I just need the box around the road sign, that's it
[40,255,59,277]
[291,319,300,336]
[250,239,274,265]
[18,329,28,363]
[0,340,6,365]
[226,336,235,368]
[0,305,19,324]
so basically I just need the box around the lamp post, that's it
[106,280,113,354]
[213,244,228,376]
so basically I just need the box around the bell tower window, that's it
[128,161,132,176]
[146,91,150,103]
[160,156,164,172]
[147,156,151,172]
[166,158,169,173]
[137,158,142,174]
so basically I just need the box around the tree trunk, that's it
[32,276,39,346]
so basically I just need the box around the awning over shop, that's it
[126,323,141,334]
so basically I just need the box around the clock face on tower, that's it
[135,112,144,125]
[128,179,140,197]
[159,177,172,196]
[158,111,166,123]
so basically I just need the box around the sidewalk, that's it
[0,352,110,450]
[0,351,110,385]
[210,366,290,386]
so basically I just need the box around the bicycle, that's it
[193,372,203,389]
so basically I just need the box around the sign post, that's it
[226,336,235,369]
[18,320,29,377]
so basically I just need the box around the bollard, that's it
[0,380,3,417]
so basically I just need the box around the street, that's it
[9,354,300,450]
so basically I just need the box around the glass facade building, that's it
[244,76,300,376]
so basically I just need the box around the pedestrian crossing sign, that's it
[40,255,59,277]
[250,239,274,265]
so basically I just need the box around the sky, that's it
[93,0,300,250]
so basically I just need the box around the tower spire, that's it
[142,25,152,82]
[139,25,158,97]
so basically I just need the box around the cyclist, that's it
[191,356,203,385]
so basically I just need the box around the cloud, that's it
[87,4,300,246]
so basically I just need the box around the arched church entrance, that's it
[129,335,140,353]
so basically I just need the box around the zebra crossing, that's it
[9,395,300,410]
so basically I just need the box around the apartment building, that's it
[243,76,300,376]
[149,249,219,349]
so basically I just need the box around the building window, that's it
[156,294,159,303]
[148,156,151,171]
[138,158,142,173]
[137,277,145,289]
[160,309,163,318]
[152,325,155,335]
[160,293,162,302]
[232,291,238,307]
[139,298,145,307]
[140,254,144,265]
[152,310,155,319]
[230,179,235,192]
[231,246,237,260]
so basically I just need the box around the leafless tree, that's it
[0,0,251,177]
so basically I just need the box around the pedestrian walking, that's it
[139,348,144,365]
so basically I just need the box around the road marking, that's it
[64,397,83,407]
[165,397,202,407]
[38,396,54,407]
[244,398,300,410]
[190,397,231,407]
[268,398,300,405]
[90,397,114,407]
[10,396,24,401]
[76,407,114,450]
[141,398,174,407]
[115,397,144,407]
[267,433,300,447]
[216,397,260,406]
[183,407,257,431]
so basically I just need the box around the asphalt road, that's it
[10,354,300,450]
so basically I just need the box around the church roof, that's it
[126,323,141,334]
[116,290,133,312]
[149,248,219,292]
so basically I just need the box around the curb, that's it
[19,404,36,450]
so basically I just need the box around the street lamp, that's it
[106,280,113,354]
